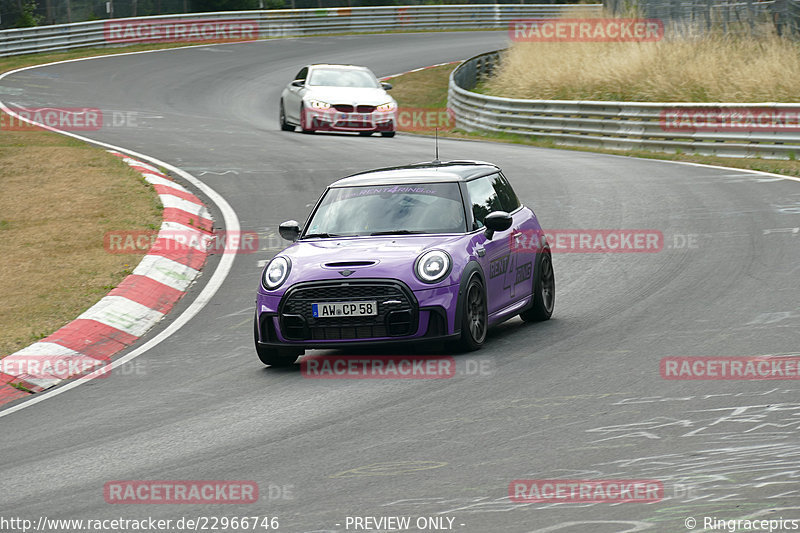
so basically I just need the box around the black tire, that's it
[520,250,555,322]
[299,103,314,134]
[381,131,396,138]
[359,131,373,136]
[279,101,294,131]
[457,276,488,351]
[254,318,299,367]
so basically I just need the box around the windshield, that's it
[303,183,467,237]
[307,68,380,88]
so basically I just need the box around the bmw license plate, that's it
[312,301,377,318]
[337,113,371,125]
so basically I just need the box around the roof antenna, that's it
[433,128,441,164]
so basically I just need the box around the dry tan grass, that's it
[486,32,800,102]
[0,115,162,357]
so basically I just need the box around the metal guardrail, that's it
[0,4,603,57]
[449,50,800,159]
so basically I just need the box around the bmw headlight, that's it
[308,99,331,110]
[262,256,291,290]
[376,101,396,112]
[414,250,451,284]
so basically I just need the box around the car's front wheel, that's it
[381,131,396,138]
[458,275,487,351]
[254,318,299,367]
[279,100,294,131]
[520,249,555,322]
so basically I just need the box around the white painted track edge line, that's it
[654,158,800,184]
[0,56,241,418]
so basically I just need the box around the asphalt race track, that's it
[1,31,800,532]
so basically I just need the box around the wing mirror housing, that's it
[279,220,301,242]
[291,79,305,88]
[381,82,393,91]
[483,211,512,240]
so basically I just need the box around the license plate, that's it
[312,301,377,318]
[337,113,370,122]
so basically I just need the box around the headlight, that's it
[262,256,291,290]
[376,101,396,112]
[308,99,330,110]
[414,250,451,284]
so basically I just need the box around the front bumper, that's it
[256,279,459,348]
[304,108,396,132]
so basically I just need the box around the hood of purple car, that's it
[275,234,467,291]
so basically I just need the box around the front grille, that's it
[357,105,376,113]
[279,281,417,341]
[333,104,354,113]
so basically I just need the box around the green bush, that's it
[15,0,43,27]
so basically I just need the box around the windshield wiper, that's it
[301,232,345,239]
[369,230,427,236]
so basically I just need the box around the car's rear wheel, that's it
[381,131,396,138]
[359,131,373,136]
[458,276,487,351]
[254,318,299,367]
[279,101,294,131]
[299,103,315,134]
[520,250,555,322]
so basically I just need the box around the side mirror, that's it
[279,220,301,242]
[483,211,512,240]
[381,82,393,91]
[291,79,305,88]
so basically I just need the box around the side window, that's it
[294,67,308,81]
[466,176,503,229]
[492,173,521,212]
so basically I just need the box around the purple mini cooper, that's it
[254,160,555,366]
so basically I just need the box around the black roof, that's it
[330,160,501,187]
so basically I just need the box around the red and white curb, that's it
[0,152,213,405]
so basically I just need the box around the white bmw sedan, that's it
[279,64,397,137]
